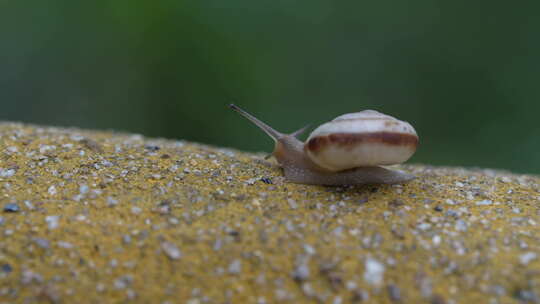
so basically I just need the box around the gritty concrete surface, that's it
[0,122,539,303]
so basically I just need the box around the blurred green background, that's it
[1,1,539,173]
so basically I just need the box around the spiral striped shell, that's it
[305,110,419,172]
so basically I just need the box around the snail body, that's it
[230,104,418,185]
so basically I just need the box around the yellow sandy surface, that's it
[0,122,539,303]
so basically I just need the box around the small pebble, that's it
[1,264,13,273]
[476,200,493,206]
[122,235,132,244]
[417,223,431,231]
[228,259,242,274]
[48,185,57,196]
[107,197,119,207]
[364,257,385,286]
[45,215,60,230]
[446,210,459,218]
[0,168,16,178]
[387,284,402,302]
[33,238,51,249]
[357,196,369,204]
[519,252,537,265]
[79,184,89,194]
[245,177,258,185]
[432,235,442,246]
[303,244,316,255]
[292,263,310,281]
[96,283,106,293]
[161,242,182,260]
[3,203,20,213]
[21,270,43,284]
[131,207,142,215]
[23,201,35,210]
[57,241,74,249]
[6,146,18,153]
[352,289,369,302]
[114,275,133,290]
[287,199,298,209]
[388,199,405,208]
[454,219,468,232]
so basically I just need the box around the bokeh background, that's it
[2,1,539,173]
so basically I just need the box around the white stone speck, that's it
[303,244,316,255]
[21,270,43,284]
[432,235,442,246]
[114,276,132,289]
[79,184,89,194]
[57,241,74,249]
[107,197,119,207]
[301,282,315,297]
[39,145,56,154]
[48,185,57,196]
[293,263,310,281]
[333,226,344,237]
[417,223,432,231]
[45,215,60,230]
[0,168,16,178]
[71,134,84,141]
[346,281,357,290]
[228,259,242,274]
[500,176,512,183]
[131,207,142,215]
[126,289,136,300]
[245,177,258,185]
[6,146,18,153]
[455,219,468,232]
[23,201,35,210]
[287,199,298,209]
[476,200,493,206]
[519,252,537,265]
[364,257,385,286]
[96,283,106,292]
[161,242,182,260]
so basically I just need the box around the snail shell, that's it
[305,110,418,171]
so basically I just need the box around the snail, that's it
[229,104,419,185]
